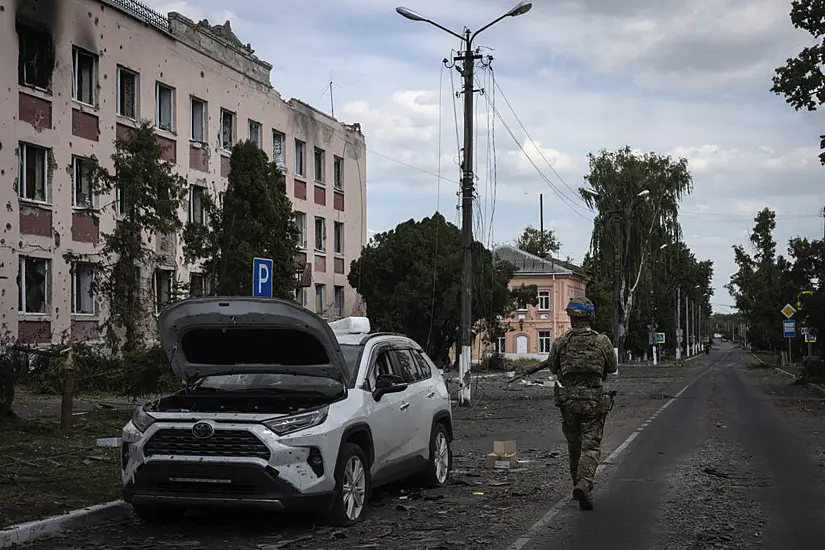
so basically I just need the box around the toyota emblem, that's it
[192,421,214,439]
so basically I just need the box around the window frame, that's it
[333,155,344,191]
[537,290,551,311]
[294,212,307,249]
[272,130,285,169]
[188,184,206,224]
[314,216,326,252]
[71,155,96,209]
[314,147,325,183]
[190,96,206,142]
[333,285,345,318]
[315,283,326,314]
[116,65,138,119]
[18,142,49,204]
[72,46,96,107]
[333,221,344,254]
[155,82,175,132]
[248,119,262,148]
[18,256,50,315]
[71,261,97,315]
[538,330,552,354]
[17,23,53,90]
[153,268,175,314]
[295,139,306,177]
[220,108,236,150]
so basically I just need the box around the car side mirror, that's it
[373,373,407,401]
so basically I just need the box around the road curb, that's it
[756,351,825,398]
[0,500,130,548]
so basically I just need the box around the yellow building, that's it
[473,245,588,362]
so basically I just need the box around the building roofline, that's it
[494,244,587,278]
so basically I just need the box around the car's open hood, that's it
[158,297,350,385]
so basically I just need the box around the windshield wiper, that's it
[222,387,339,397]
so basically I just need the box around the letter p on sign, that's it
[252,257,274,297]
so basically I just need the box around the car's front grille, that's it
[155,481,259,496]
[143,429,270,460]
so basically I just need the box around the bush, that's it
[0,346,24,420]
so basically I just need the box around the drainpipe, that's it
[552,273,557,340]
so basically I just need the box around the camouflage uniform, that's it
[525,296,617,510]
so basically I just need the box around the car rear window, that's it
[180,327,330,365]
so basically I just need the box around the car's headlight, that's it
[131,406,156,433]
[264,406,329,436]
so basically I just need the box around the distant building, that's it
[473,245,588,361]
[2,0,367,345]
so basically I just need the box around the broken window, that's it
[295,287,307,308]
[334,286,344,318]
[156,82,174,131]
[272,131,285,169]
[294,211,307,248]
[117,66,137,119]
[334,155,344,191]
[154,269,174,313]
[295,139,306,177]
[17,24,53,90]
[72,47,96,105]
[189,185,206,224]
[18,142,48,203]
[220,109,235,150]
[334,222,344,254]
[249,120,261,147]
[314,216,326,252]
[314,147,325,183]
[72,156,94,209]
[115,179,129,216]
[191,97,206,142]
[18,256,49,314]
[71,262,96,315]
[189,273,210,297]
[315,284,326,315]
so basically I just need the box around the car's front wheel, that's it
[325,443,370,526]
[421,423,452,488]
[131,504,186,524]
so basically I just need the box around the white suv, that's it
[121,297,453,526]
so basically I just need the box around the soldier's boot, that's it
[570,470,578,486]
[572,481,593,511]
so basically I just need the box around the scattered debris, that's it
[486,440,518,469]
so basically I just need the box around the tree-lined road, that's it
[520,344,825,550]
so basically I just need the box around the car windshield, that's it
[197,373,344,395]
[339,344,363,379]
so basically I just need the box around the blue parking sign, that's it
[252,257,273,297]
[783,320,795,338]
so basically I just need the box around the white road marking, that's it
[506,366,713,550]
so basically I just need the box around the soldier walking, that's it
[515,296,618,510]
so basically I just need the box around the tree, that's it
[183,141,300,297]
[348,213,517,367]
[90,122,187,352]
[514,225,560,258]
[580,146,694,357]
[771,0,825,164]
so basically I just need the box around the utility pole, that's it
[613,211,622,362]
[397,2,533,406]
[685,295,690,357]
[676,287,681,360]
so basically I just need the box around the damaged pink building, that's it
[1,0,368,345]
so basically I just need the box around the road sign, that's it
[781,303,796,319]
[783,320,796,338]
[797,290,814,309]
[656,332,666,344]
[806,328,817,343]
[252,257,273,297]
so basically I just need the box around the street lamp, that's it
[397,2,532,406]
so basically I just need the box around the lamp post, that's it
[397,2,532,406]
[580,187,649,363]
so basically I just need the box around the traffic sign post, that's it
[783,319,796,364]
[252,257,274,298]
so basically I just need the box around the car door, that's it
[389,348,431,460]
[365,347,414,469]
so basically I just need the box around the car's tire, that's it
[421,422,452,488]
[131,504,186,523]
[324,442,371,526]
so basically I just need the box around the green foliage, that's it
[348,213,516,367]
[514,225,560,258]
[89,122,187,352]
[183,140,299,297]
[580,146,699,355]
[771,0,825,164]
[727,207,824,357]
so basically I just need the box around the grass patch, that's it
[752,351,780,368]
[0,408,131,528]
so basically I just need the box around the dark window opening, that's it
[17,23,54,90]
[180,328,331,366]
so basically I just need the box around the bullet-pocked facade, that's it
[1,0,368,344]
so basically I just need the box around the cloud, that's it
[142,0,825,310]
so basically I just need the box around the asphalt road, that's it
[519,345,825,550]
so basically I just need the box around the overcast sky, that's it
[149,0,825,313]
